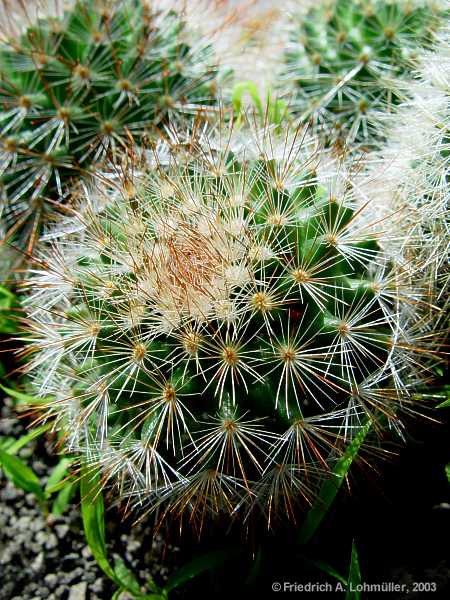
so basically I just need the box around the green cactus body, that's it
[0,0,218,247]
[21,124,430,530]
[284,0,446,146]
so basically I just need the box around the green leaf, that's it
[437,387,450,408]
[80,463,117,582]
[298,421,371,544]
[0,448,46,501]
[0,436,16,451]
[232,81,264,118]
[45,457,74,493]
[6,425,50,455]
[345,541,361,600]
[81,464,151,597]
[0,285,17,334]
[51,480,78,516]
[266,95,288,127]
[164,546,242,593]
[445,464,450,484]
[113,556,143,597]
[415,385,449,408]
[301,556,347,586]
[0,384,52,405]
[0,285,14,299]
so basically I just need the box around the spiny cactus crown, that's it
[23,125,429,530]
[0,0,218,247]
[284,0,446,146]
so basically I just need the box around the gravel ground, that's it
[0,397,180,600]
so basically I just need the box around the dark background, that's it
[168,411,450,599]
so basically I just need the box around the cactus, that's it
[356,27,449,307]
[21,123,438,532]
[0,0,219,250]
[283,0,446,147]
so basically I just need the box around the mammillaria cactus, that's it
[0,0,219,250]
[21,123,438,533]
[357,27,449,300]
[284,0,447,147]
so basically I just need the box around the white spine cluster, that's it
[356,28,449,302]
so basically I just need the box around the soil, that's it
[0,397,180,600]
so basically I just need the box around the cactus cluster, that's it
[0,0,443,539]
[283,0,446,146]
[0,0,219,250]
[357,27,449,304]
[21,124,437,530]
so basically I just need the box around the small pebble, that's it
[68,581,87,600]
[44,573,58,589]
[55,524,70,539]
